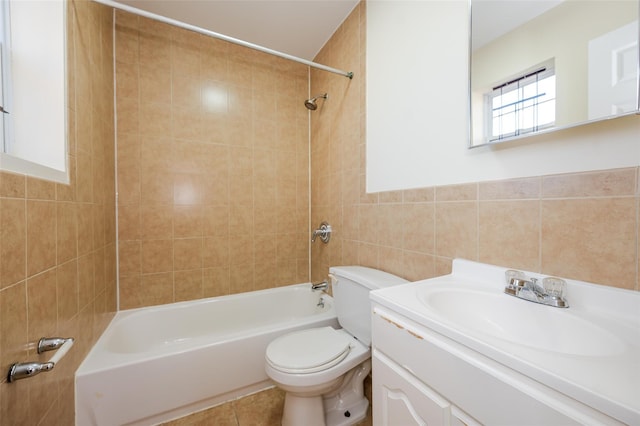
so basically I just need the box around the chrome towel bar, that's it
[7,337,75,382]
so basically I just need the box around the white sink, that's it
[419,284,627,357]
[370,259,640,425]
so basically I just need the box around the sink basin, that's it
[419,285,627,357]
[371,259,640,425]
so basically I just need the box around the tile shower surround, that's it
[0,0,116,424]
[0,1,638,425]
[114,10,311,310]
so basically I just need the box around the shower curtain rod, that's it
[94,0,354,79]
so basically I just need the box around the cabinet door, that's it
[373,350,450,426]
[450,406,481,426]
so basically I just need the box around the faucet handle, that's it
[505,269,527,286]
[543,277,566,299]
[311,222,332,244]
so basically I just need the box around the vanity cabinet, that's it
[371,304,623,426]
[372,349,479,426]
[372,348,449,425]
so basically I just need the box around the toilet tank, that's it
[329,266,408,346]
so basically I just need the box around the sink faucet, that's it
[515,277,546,298]
[504,271,569,308]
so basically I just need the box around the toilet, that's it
[265,266,408,426]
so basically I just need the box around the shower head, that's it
[304,93,328,110]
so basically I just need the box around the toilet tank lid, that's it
[329,266,408,290]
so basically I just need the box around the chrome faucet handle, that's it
[311,222,332,244]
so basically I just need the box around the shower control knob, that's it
[311,222,332,243]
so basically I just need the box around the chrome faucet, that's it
[311,280,329,292]
[311,222,332,243]
[504,271,569,308]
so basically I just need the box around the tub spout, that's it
[311,280,328,292]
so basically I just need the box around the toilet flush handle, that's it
[328,273,337,287]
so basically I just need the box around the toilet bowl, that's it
[264,266,408,426]
[266,328,371,426]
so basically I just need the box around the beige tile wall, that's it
[311,2,640,291]
[114,12,311,309]
[0,0,117,423]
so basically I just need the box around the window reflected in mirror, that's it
[487,60,555,141]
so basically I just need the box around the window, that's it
[0,0,68,184]
[0,0,12,149]
[485,61,556,142]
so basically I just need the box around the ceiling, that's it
[114,0,360,60]
[112,1,566,61]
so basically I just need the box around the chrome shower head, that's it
[304,93,328,110]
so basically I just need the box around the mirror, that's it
[470,0,639,147]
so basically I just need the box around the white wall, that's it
[366,0,640,192]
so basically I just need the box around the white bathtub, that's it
[76,284,338,425]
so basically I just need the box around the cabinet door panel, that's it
[373,350,450,426]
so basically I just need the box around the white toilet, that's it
[265,266,408,426]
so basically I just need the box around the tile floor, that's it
[163,377,373,426]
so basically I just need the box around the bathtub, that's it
[76,283,338,425]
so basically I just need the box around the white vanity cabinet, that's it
[372,348,480,426]
[370,304,624,426]
[372,349,453,426]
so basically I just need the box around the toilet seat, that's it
[266,327,352,374]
